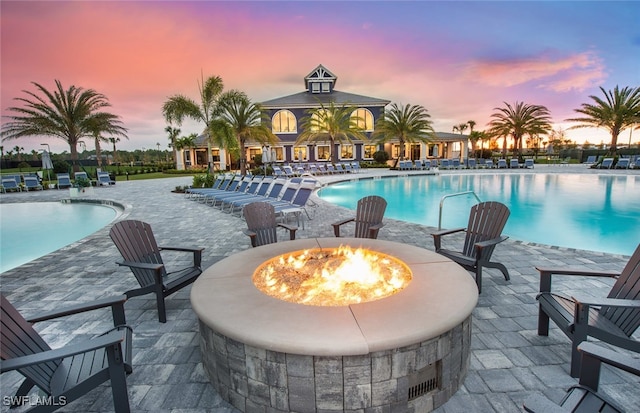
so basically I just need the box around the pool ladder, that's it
[438,191,482,230]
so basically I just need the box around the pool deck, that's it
[1,164,639,412]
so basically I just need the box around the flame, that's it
[253,246,412,306]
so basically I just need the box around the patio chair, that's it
[497,159,508,169]
[56,173,72,189]
[243,201,297,247]
[97,171,115,186]
[524,342,640,413]
[23,175,43,191]
[0,294,132,412]
[599,158,613,169]
[431,201,511,293]
[1,175,22,193]
[524,158,534,168]
[615,158,630,169]
[109,220,204,323]
[536,243,640,377]
[584,155,597,164]
[332,195,387,239]
[509,158,520,168]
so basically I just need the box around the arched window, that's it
[272,110,297,133]
[351,108,374,131]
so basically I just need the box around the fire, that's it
[253,245,412,306]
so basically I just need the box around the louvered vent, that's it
[407,362,440,400]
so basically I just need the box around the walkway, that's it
[1,164,638,412]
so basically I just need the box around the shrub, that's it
[373,151,390,164]
[192,173,216,188]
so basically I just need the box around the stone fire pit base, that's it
[199,315,471,412]
[192,238,478,412]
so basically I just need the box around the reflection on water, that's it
[318,174,639,255]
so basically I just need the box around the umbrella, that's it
[41,150,53,182]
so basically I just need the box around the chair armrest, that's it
[277,223,298,240]
[159,246,204,253]
[332,218,355,237]
[578,342,640,378]
[537,267,619,293]
[571,294,640,309]
[0,329,126,373]
[431,228,465,251]
[117,260,164,272]
[523,394,567,413]
[475,235,508,250]
[26,295,127,325]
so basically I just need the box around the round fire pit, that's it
[191,238,478,412]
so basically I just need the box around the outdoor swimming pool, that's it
[318,173,640,256]
[0,202,119,273]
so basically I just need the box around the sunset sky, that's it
[2,1,639,153]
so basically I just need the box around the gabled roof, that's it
[260,90,390,109]
[304,64,337,89]
[435,132,469,141]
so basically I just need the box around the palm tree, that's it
[452,123,468,134]
[566,85,640,154]
[487,101,552,158]
[165,126,181,168]
[175,133,198,168]
[1,80,127,171]
[212,92,279,175]
[372,103,434,162]
[296,101,368,164]
[109,137,120,164]
[468,130,484,158]
[162,74,244,169]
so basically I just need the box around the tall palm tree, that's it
[175,133,198,168]
[1,80,127,171]
[487,101,551,158]
[162,74,244,169]
[452,123,468,134]
[468,130,484,158]
[372,103,434,161]
[165,125,181,168]
[109,137,120,164]
[296,101,367,164]
[566,85,640,154]
[212,91,278,175]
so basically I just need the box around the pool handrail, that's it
[438,191,482,230]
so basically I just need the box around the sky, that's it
[2,0,639,154]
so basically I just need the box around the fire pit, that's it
[192,238,478,412]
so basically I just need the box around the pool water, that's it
[0,202,118,273]
[318,174,640,256]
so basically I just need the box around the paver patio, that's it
[1,164,638,412]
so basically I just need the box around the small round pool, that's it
[318,173,640,256]
[0,202,120,273]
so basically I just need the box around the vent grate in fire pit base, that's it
[408,362,440,400]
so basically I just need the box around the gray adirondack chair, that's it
[109,220,204,323]
[0,294,132,412]
[431,201,510,293]
[536,243,640,377]
[243,201,297,247]
[524,342,640,412]
[332,195,387,239]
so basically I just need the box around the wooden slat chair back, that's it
[332,195,387,239]
[243,202,297,247]
[432,201,510,293]
[536,243,640,377]
[0,294,132,412]
[109,220,203,323]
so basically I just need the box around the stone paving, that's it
[1,164,639,412]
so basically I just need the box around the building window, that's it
[211,149,220,162]
[322,82,330,93]
[249,148,261,163]
[293,146,307,162]
[311,83,320,93]
[351,108,374,131]
[316,145,331,161]
[363,145,377,159]
[272,110,297,133]
[340,144,354,159]
[272,146,284,162]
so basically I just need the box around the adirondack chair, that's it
[524,342,640,413]
[0,294,132,412]
[109,220,204,323]
[431,201,511,293]
[536,243,640,377]
[243,201,297,247]
[332,195,387,239]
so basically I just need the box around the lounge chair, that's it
[524,159,534,168]
[584,155,597,164]
[1,175,22,193]
[509,158,520,169]
[109,220,204,323]
[271,182,317,226]
[56,173,72,189]
[600,158,614,169]
[23,175,43,191]
[431,201,511,293]
[497,159,508,169]
[423,159,431,169]
[205,175,253,206]
[535,243,640,377]
[243,202,297,247]
[451,158,461,169]
[0,294,132,412]
[440,159,450,170]
[211,177,264,209]
[615,158,630,169]
[97,171,116,186]
[351,162,361,173]
[227,179,285,215]
[332,195,387,239]
[484,159,495,169]
[467,159,477,169]
[524,342,640,413]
